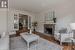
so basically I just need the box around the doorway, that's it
[19,14,28,30]
[16,14,29,36]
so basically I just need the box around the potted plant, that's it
[53,18,56,23]
[32,21,38,32]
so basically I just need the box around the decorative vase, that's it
[30,29,32,34]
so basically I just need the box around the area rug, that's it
[10,36,63,50]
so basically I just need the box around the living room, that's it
[0,0,75,50]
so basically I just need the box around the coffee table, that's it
[20,33,39,48]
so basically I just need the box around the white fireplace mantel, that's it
[44,20,56,24]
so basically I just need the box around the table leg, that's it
[60,42,62,45]
[27,42,29,48]
[27,47,29,50]
[27,42,29,50]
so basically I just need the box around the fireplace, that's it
[44,24,55,35]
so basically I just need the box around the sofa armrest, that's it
[54,33,60,40]
[60,33,73,42]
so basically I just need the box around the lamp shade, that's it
[70,23,75,30]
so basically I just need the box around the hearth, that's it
[44,24,55,35]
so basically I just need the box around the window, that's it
[0,0,8,8]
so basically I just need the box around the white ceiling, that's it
[9,0,72,13]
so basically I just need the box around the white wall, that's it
[54,0,75,31]
[36,14,75,33]
[55,15,75,32]
[8,9,35,32]
[0,8,35,34]
[0,8,8,33]
[35,10,54,33]
[35,0,75,33]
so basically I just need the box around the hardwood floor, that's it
[33,32,75,50]
[16,27,29,36]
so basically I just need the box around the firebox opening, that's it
[45,28,52,34]
[44,24,55,35]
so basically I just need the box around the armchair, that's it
[54,31,73,45]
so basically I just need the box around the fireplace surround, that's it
[44,24,55,35]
